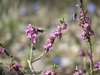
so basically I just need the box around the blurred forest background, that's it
[0,0,100,75]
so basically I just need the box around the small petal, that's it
[94,62,100,69]
[78,50,85,56]
[44,70,57,75]
[0,47,5,54]
[61,23,67,30]
[87,53,93,60]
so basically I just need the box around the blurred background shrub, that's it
[0,0,100,75]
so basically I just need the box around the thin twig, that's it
[79,0,94,75]
[29,43,35,72]
[31,51,48,63]
[27,59,34,75]
[88,38,94,75]
[86,68,98,75]
[0,62,8,68]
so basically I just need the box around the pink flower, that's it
[61,23,67,30]
[8,62,23,75]
[0,47,4,54]
[44,42,53,51]
[73,68,83,75]
[44,26,61,51]
[78,50,85,56]
[54,24,62,39]
[78,11,94,41]
[8,62,22,71]
[94,62,100,69]
[87,53,93,60]
[88,29,94,36]
[44,19,67,51]
[84,23,90,29]
[44,70,57,75]
[81,31,88,41]
[25,24,39,43]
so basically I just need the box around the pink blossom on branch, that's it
[78,11,94,41]
[44,19,67,51]
[25,24,39,43]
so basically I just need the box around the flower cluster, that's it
[78,11,94,41]
[0,47,5,54]
[8,62,23,75]
[44,22,67,51]
[94,62,100,70]
[44,70,57,75]
[73,68,83,75]
[25,24,39,43]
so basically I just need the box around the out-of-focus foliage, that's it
[0,0,100,75]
